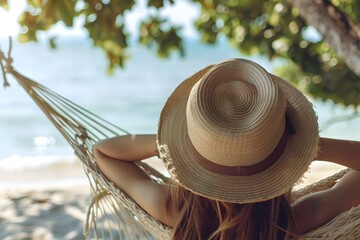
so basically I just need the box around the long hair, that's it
[169,184,299,240]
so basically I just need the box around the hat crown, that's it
[186,59,286,167]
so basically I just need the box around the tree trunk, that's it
[289,0,360,77]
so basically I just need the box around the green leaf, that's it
[18,31,37,43]
[0,0,9,10]
[55,0,76,26]
[27,0,42,8]
[110,0,135,14]
[42,0,57,21]
[138,16,184,59]
[148,0,164,8]
[9,0,360,108]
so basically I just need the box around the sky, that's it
[0,0,200,40]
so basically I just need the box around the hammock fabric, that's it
[1,44,359,239]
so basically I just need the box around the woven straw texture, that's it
[1,46,359,239]
[157,59,319,203]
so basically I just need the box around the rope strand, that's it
[0,37,13,88]
[0,50,10,88]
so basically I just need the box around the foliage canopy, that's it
[1,0,360,107]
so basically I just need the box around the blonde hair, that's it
[169,184,298,240]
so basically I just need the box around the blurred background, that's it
[1,0,359,186]
[0,0,359,238]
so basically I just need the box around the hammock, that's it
[1,43,359,240]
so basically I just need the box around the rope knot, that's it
[4,57,14,73]
[75,125,89,148]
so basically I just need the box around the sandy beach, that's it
[0,187,90,240]
[0,157,346,240]
[0,157,90,240]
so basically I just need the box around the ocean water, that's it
[0,37,359,179]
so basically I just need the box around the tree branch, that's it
[289,0,360,77]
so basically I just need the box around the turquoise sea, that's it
[0,37,359,181]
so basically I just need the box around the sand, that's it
[0,158,346,240]
[0,157,90,240]
[0,187,90,240]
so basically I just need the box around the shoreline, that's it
[0,155,88,191]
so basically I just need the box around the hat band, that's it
[193,117,295,176]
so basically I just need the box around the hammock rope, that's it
[1,42,359,239]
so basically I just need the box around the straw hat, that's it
[157,58,319,203]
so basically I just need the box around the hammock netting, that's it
[1,44,359,239]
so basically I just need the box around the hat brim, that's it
[157,64,319,203]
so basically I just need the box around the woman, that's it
[93,59,360,239]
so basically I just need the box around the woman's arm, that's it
[93,134,158,162]
[92,134,176,227]
[293,170,360,234]
[317,137,360,170]
[293,137,360,234]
